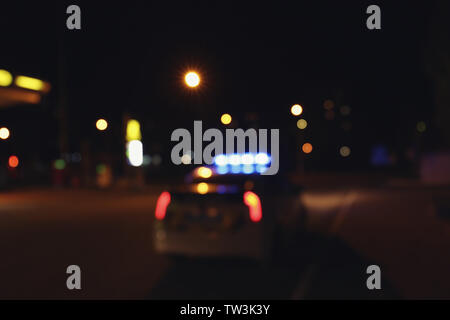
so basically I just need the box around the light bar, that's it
[212,153,271,175]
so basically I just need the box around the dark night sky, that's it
[0,0,441,171]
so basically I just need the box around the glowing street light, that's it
[291,104,303,116]
[96,119,108,131]
[184,71,201,88]
[220,113,232,125]
[0,127,10,140]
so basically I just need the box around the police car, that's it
[153,153,303,261]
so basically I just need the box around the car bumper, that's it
[154,224,266,260]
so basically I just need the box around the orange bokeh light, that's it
[302,143,313,154]
[8,155,19,168]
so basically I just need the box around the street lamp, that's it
[96,119,108,131]
[0,127,10,140]
[291,104,303,116]
[184,71,201,88]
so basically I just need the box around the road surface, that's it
[0,187,448,299]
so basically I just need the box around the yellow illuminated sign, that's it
[126,119,142,141]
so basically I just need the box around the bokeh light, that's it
[143,155,152,166]
[339,146,351,157]
[255,153,270,165]
[0,127,10,140]
[214,154,227,166]
[96,119,108,131]
[0,69,13,87]
[181,154,192,165]
[15,75,44,91]
[417,121,426,133]
[241,154,254,165]
[197,182,209,194]
[229,154,241,166]
[184,71,200,88]
[197,166,212,179]
[221,113,232,125]
[8,155,19,168]
[152,154,162,166]
[291,104,303,116]
[302,143,313,154]
[126,119,142,141]
[296,119,307,130]
[54,159,66,170]
[127,140,143,167]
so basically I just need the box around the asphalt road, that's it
[0,187,449,299]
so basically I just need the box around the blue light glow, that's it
[256,165,268,174]
[243,164,255,174]
[214,154,227,166]
[228,154,241,166]
[217,165,229,174]
[255,153,270,165]
[241,154,255,165]
[231,165,241,174]
[213,153,271,175]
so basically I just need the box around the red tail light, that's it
[243,191,262,223]
[155,191,171,220]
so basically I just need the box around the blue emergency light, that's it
[213,153,270,175]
